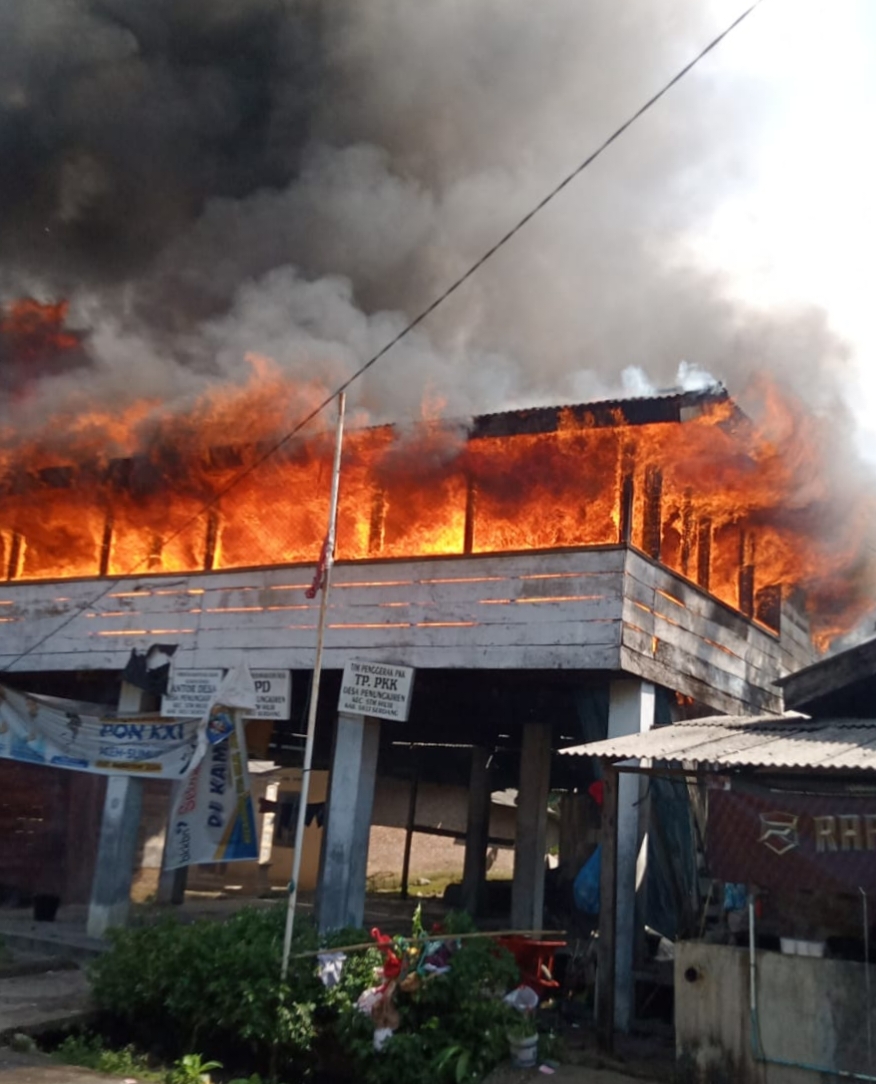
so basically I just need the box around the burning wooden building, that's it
[0,381,831,998]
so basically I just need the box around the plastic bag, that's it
[573,845,601,914]
[504,985,540,1013]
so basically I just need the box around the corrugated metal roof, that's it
[559,714,876,772]
[469,385,730,439]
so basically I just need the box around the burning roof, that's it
[0,368,868,651]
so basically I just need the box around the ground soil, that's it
[0,1048,123,1084]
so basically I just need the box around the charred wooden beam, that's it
[755,584,782,633]
[5,531,24,581]
[203,509,221,572]
[99,512,114,577]
[463,474,478,555]
[738,530,756,618]
[618,442,636,545]
[696,517,712,591]
[148,533,163,571]
[368,487,388,556]
[642,465,663,560]
[680,489,694,577]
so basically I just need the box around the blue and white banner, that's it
[0,684,203,778]
[163,709,258,869]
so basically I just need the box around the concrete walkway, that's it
[0,971,90,1037]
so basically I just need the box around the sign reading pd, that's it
[338,660,415,722]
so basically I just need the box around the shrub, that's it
[89,906,328,1074]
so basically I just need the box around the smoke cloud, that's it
[2,0,853,423]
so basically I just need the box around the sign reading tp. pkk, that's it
[338,659,415,722]
[162,669,291,721]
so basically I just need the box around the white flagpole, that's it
[281,392,346,980]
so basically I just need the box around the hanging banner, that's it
[0,683,203,778]
[164,710,258,869]
[707,784,876,894]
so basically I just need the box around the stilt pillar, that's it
[86,681,146,938]
[461,746,491,917]
[318,712,380,933]
[511,723,552,930]
[606,678,655,1033]
[597,766,619,1052]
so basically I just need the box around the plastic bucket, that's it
[508,1032,538,1069]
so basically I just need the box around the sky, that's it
[681,0,876,457]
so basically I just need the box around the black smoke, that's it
[0,0,323,287]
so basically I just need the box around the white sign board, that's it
[338,660,415,722]
[248,669,292,720]
[161,669,222,718]
[162,669,292,721]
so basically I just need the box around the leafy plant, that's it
[89,906,329,1074]
[167,1053,223,1084]
[51,1034,163,1081]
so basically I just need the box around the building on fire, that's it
[0,384,831,1029]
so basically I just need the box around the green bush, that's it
[89,906,526,1083]
[89,906,327,1073]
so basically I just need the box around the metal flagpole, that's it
[281,392,346,981]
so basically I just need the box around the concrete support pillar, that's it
[87,681,146,938]
[511,723,552,931]
[461,745,491,917]
[607,678,655,1033]
[318,712,380,933]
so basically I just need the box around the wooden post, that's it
[643,466,663,560]
[618,442,635,545]
[203,509,221,571]
[511,724,552,930]
[463,473,478,555]
[738,530,755,618]
[400,766,419,900]
[680,490,694,577]
[597,765,620,1053]
[5,531,24,581]
[368,488,388,556]
[696,517,712,591]
[619,475,635,545]
[99,512,114,577]
[461,745,492,917]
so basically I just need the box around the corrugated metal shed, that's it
[560,714,876,772]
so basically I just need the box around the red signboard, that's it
[707,785,876,894]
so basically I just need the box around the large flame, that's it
[0,314,872,650]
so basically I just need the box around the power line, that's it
[0,0,764,673]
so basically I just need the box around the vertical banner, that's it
[164,709,258,870]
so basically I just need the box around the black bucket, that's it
[33,894,60,922]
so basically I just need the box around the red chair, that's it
[497,936,566,997]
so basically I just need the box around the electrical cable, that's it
[0,0,765,673]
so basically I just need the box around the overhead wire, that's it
[0,0,765,673]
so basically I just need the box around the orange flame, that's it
[0,310,872,650]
